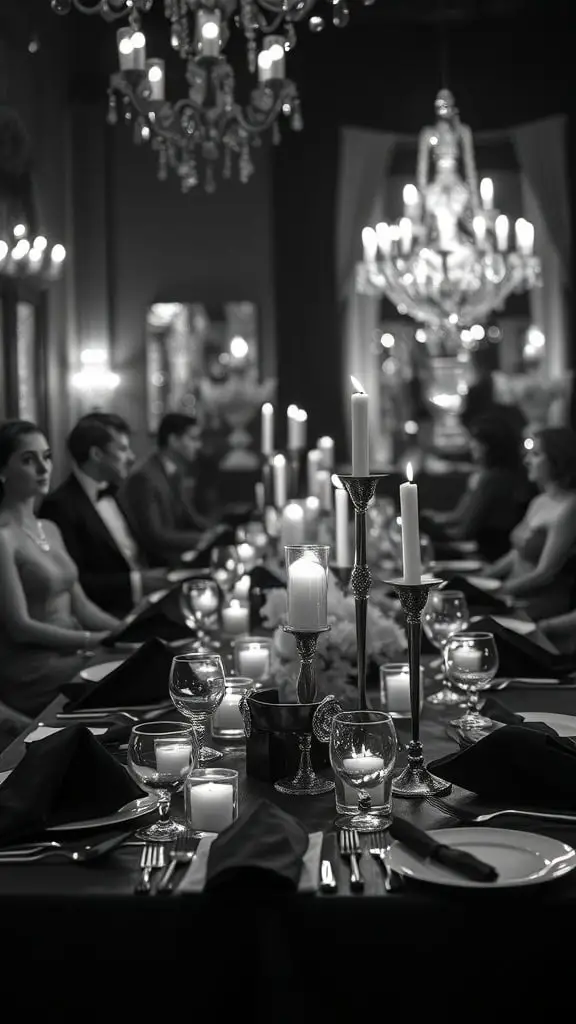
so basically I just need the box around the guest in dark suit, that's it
[41,414,167,618]
[122,412,218,567]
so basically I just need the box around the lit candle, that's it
[362,226,378,263]
[304,495,320,541]
[350,376,369,476]
[287,553,328,630]
[376,222,391,256]
[281,503,305,547]
[495,214,509,252]
[317,436,334,470]
[146,58,165,100]
[333,479,350,566]
[154,741,193,777]
[399,216,413,255]
[186,782,234,833]
[232,574,251,600]
[316,470,332,512]
[194,589,219,614]
[237,542,256,572]
[402,183,420,218]
[399,462,421,584]
[342,754,385,777]
[473,214,486,247]
[480,177,494,211]
[264,37,285,79]
[222,600,250,635]
[307,449,321,496]
[515,218,534,256]
[130,29,146,70]
[452,646,482,671]
[383,667,411,715]
[273,454,287,508]
[117,27,136,70]
[199,12,221,57]
[254,481,265,511]
[212,694,244,734]
[261,402,274,456]
[237,644,270,680]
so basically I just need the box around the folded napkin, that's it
[389,815,498,882]
[180,831,322,895]
[181,799,310,893]
[0,726,144,845]
[65,638,174,710]
[471,616,574,680]
[445,574,508,612]
[103,586,192,646]
[481,696,556,737]
[429,724,576,808]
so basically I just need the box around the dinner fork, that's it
[135,843,165,894]
[368,831,403,893]
[338,830,364,892]
[427,794,576,826]
[0,833,129,863]
[156,833,197,894]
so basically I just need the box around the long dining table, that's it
[1,652,576,971]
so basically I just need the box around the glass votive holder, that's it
[233,636,272,684]
[379,663,424,718]
[221,598,250,636]
[211,677,253,741]
[184,768,239,836]
[285,544,329,631]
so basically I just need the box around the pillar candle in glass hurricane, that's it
[350,376,369,476]
[286,545,329,630]
[399,462,422,584]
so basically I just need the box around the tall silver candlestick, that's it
[338,475,386,711]
[384,576,452,798]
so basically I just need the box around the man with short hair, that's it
[41,413,166,617]
[122,412,219,566]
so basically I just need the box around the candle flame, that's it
[406,462,414,483]
[295,408,307,422]
[287,404,298,418]
[273,453,286,466]
[262,402,273,413]
[350,375,366,394]
[331,474,344,490]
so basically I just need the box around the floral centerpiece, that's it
[260,575,406,705]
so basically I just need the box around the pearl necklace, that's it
[21,521,51,552]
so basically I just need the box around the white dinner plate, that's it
[465,575,502,593]
[520,712,576,737]
[47,794,159,832]
[79,659,125,683]
[390,827,576,889]
[432,560,484,573]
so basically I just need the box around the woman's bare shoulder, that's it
[0,522,18,552]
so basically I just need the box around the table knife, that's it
[319,833,338,893]
[389,816,498,883]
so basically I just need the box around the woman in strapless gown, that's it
[0,421,120,716]
[483,428,576,620]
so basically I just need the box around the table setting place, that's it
[3,400,576,908]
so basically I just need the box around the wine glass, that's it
[423,590,470,706]
[127,722,198,841]
[210,546,242,595]
[179,579,220,650]
[169,653,226,764]
[329,711,398,832]
[445,631,499,731]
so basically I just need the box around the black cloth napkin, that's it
[429,724,576,807]
[481,696,557,737]
[472,616,575,680]
[103,585,192,646]
[65,638,174,710]
[204,798,309,893]
[389,816,498,882]
[445,574,508,612]
[0,726,144,845]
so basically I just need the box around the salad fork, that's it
[338,830,364,892]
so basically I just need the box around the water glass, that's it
[184,768,239,837]
[330,711,398,832]
[127,721,198,841]
[445,631,499,731]
[211,677,253,741]
[169,653,226,764]
[233,636,272,684]
[179,578,220,650]
[423,589,470,706]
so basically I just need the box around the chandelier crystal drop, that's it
[357,90,541,337]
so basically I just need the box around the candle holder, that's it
[384,577,452,798]
[282,625,331,704]
[338,475,387,711]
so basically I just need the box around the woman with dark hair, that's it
[483,427,576,619]
[0,420,119,716]
[423,410,532,560]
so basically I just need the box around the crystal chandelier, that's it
[358,90,541,336]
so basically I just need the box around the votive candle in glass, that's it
[212,678,252,740]
[379,663,424,718]
[185,768,238,834]
[222,599,250,635]
[234,636,272,682]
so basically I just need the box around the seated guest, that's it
[482,427,576,619]
[0,420,118,716]
[122,412,218,566]
[42,413,167,618]
[423,411,533,560]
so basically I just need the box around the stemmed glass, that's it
[210,546,242,595]
[179,579,220,650]
[169,653,226,764]
[329,711,398,833]
[127,722,198,841]
[423,590,470,706]
[445,631,499,731]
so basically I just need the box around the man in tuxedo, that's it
[41,414,167,617]
[122,412,220,567]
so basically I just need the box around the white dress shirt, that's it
[74,467,143,604]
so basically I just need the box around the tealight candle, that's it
[211,680,251,739]
[287,552,328,630]
[154,741,193,777]
[222,599,250,635]
[237,643,270,680]
[342,754,385,776]
[380,663,424,718]
[186,781,235,833]
[452,646,482,671]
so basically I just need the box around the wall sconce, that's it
[71,348,120,395]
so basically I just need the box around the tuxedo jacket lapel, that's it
[67,475,129,563]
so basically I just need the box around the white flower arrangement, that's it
[260,575,406,705]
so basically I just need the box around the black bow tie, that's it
[96,486,118,502]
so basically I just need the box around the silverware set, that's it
[134,835,198,895]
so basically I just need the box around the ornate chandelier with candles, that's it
[358,90,541,337]
[0,223,66,282]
